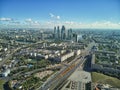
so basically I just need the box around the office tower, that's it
[54,26,57,39]
[61,25,66,40]
[68,29,73,40]
[40,32,44,40]
[57,26,60,39]
[72,33,78,42]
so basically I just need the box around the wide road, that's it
[38,41,95,90]
[0,41,43,68]
[38,54,86,90]
[0,47,21,68]
[0,63,62,82]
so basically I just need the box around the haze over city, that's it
[0,0,120,29]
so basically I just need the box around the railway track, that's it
[40,56,86,90]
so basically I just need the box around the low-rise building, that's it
[37,54,48,59]
[55,51,74,62]
[0,58,2,61]
[2,69,10,77]
[60,52,74,62]
[75,50,81,55]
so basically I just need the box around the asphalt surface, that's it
[0,47,21,68]
[38,42,95,90]
[38,55,86,90]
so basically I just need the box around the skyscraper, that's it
[54,26,57,39]
[61,25,66,40]
[40,32,44,40]
[72,33,78,42]
[57,26,60,39]
[68,29,73,40]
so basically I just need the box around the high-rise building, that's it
[68,29,73,40]
[40,31,44,40]
[61,25,66,40]
[57,26,60,39]
[72,33,78,42]
[54,26,57,39]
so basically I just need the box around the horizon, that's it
[0,0,120,29]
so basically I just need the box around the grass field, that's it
[91,72,120,88]
[0,79,5,90]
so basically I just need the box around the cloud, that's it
[49,13,60,20]
[81,21,120,29]
[25,18,33,22]
[0,17,120,29]
[56,20,119,29]
[65,21,75,24]
[25,18,40,26]
[49,13,54,18]
[23,20,120,29]
[10,21,20,24]
[56,16,60,19]
[0,18,13,21]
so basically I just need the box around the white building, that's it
[4,48,8,52]
[2,69,10,77]
[37,54,48,59]
[0,58,2,61]
[75,50,81,55]
[60,50,66,54]
[57,52,74,62]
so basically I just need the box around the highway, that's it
[38,42,95,90]
[0,41,43,68]
[0,64,62,82]
[0,47,21,68]
[38,54,86,90]
[0,40,95,89]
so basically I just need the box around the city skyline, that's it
[0,0,120,29]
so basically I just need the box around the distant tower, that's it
[54,26,57,39]
[40,31,44,40]
[57,26,60,39]
[68,29,73,40]
[72,33,78,42]
[61,25,66,40]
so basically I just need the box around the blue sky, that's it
[0,0,120,29]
